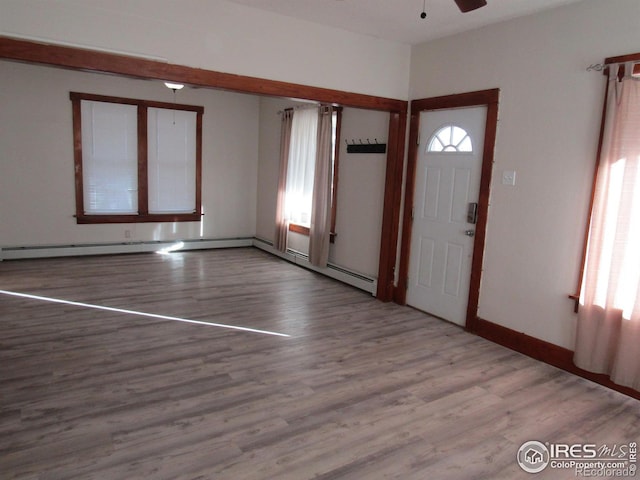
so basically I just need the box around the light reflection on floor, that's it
[0,289,291,338]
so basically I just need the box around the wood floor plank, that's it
[1,248,639,479]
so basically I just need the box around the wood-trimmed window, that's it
[287,106,342,241]
[70,92,204,224]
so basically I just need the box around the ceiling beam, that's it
[0,36,407,113]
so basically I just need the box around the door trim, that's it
[377,111,408,301]
[395,89,499,332]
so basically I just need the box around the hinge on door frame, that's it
[417,132,420,146]
[411,207,415,220]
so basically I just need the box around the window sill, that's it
[76,213,202,224]
[288,223,336,243]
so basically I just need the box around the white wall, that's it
[255,97,388,278]
[331,108,388,277]
[0,60,259,246]
[409,0,640,349]
[0,0,410,100]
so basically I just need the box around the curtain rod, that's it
[275,104,338,115]
[587,61,640,79]
[588,58,640,73]
[276,104,319,115]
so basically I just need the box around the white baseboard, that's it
[252,237,377,295]
[0,237,253,260]
[1,237,377,296]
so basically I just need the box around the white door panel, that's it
[407,106,486,325]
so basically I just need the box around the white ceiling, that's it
[225,0,587,45]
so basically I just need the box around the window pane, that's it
[331,111,337,204]
[428,137,444,152]
[458,136,472,152]
[285,108,318,226]
[147,108,197,214]
[437,127,452,148]
[81,101,138,214]
[451,126,467,146]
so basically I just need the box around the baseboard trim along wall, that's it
[474,317,640,401]
[252,237,377,295]
[0,237,254,260]
[0,237,377,296]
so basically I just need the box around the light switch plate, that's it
[502,170,516,186]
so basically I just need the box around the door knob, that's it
[464,230,475,237]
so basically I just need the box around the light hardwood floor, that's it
[1,248,638,479]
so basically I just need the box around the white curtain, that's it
[309,106,334,267]
[574,62,640,390]
[274,109,293,252]
[284,107,318,226]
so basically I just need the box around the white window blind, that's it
[81,100,138,214]
[147,108,197,214]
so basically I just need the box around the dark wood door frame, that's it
[395,89,499,332]
[376,111,408,301]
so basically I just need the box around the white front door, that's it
[406,106,487,326]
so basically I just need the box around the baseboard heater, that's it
[252,237,377,296]
[0,237,254,261]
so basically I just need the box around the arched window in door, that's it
[427,124,473,152]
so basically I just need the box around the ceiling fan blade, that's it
[453,0,487,13]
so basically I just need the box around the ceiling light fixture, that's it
[164,82,185,125]
[164,82,184,91]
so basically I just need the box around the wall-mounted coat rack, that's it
[346,138,386,154]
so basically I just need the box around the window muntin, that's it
[428,125,473,153]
